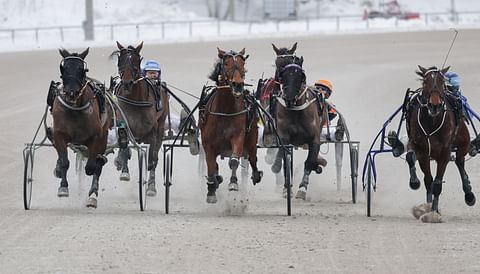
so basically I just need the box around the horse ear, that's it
[300,56,304,65]
[244,54,250,60]
[272,43,281,55]
[59,48,70,58]
[116,41,124,50]
[418,65,427,75]
[135,41,144,53]
[441,66,450,75]
[217,47,225,58]
[239,48,246,56]
[288,42,298,54]
[78,47,89,60]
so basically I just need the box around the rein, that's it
[206,88,250,117]
[114,78,154,108]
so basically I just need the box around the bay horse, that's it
[199,48,263,203]
[406,65,475,223]
[268,49,328,200]
[52,48,112,208]
[112,41,169,197]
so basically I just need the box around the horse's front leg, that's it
[146,129,162,197]
[247,138,263,186]
[228,136,245,191]
[115,127,131,181]
[406,149,421,190]
[295,142,321,200]
[85,141,108,208]
[204,148,221,203]
[420,157,449,223]
[54,137,70,197]
[412,153,433,219]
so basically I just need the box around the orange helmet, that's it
[314,79,333,92]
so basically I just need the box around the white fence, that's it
[1,12,480,45]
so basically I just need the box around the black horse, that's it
[406,65,475,223]
[268,51,328,200]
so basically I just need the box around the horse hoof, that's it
[295,186,307,200]
[420,211,442,223]
[465,192,476,206]
[251,171,263,185]
[120,172,130,181]
[86,197,97,208]
[409,179,421,190]
[215,175,223,185]
[315,166,323,174]
[228,182,239,191]
[206,195,217,204]
[271,163,282,174]
[57,186,69,197]
[146,184,157,197]
[282,187,293,199]
[114,157,122,171]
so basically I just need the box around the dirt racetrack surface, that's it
[1,30,480,273]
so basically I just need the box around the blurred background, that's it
[1,0,479,51]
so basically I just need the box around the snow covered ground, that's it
[1,0,480,52]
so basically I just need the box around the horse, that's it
[406,65,475,223]
[51,48,112,208]
[198,47,263,203]
[256,43,298,161]
[267,47,328,200]
[111,41,169,197]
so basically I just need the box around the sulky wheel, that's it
[164,153,171,214]
[366,159,374,217]
[23,149,34,210]
[283,149,292,216]
[138,149,148,211]
[350,144,359,204]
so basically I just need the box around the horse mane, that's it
[208,59,222,83]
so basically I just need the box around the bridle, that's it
[278,63,308,105]
[58,56,90,109]
[117,47,143,85]
[218,51,247,96]
[418,69,447,114]
[416,68,449,157]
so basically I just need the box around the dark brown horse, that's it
[256,43,298,161]
[267,45,328,200]
[52,48,112,208]
[112,41,169,196]
[199,48,263,203]
[406,65,475,223]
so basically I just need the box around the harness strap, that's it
[417,104,447,157]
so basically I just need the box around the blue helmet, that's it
[445,72,460,88]
[142,59,161,73]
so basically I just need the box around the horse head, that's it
[59,47,89,104]
[278,55,305,108]
[417,65,450,117]
[272,42,298,80]
[115,41,143,89]
[210,47,249,97]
